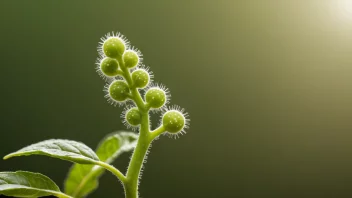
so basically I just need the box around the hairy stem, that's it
[124,112,150,198]
[116,57,154,198]
[150,125,166,141]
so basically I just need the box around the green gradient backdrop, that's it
[1,0,352,197]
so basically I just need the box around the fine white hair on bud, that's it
[132,65,154,80]
[144,83,171,111]
[98,31,130,58]
[131,66,154,89]
[95,55,120,82]
[95,56,108,80]
[123,46,143,68]
[160,105,190,139]
[121,105,141,131]
[103,80,130,107]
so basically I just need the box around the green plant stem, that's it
[150,125,166,141]
[95,161,126,182]
[116,57,154,198]
[124,112,150,198]
[116,56,168,198]
[117,57,145,111]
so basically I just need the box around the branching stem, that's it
[116,57,159,198]
[150,125,166,141]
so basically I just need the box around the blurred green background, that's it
[1,0,352,197]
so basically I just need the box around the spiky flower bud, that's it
[145,88,166,109]
[123,50,140,68]
[100,57,119,77]
[103,37,126,58]
[125,107,142,126]
[162,110,185,133]
[132,69,150,88]
[109,80,130,102]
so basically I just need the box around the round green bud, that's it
[145,88,166,108]
[100,57,119,76]
[123,50,139,68]
[109,80,130,101]
[103,37,125,58]
[132,69,150,88]
[162,110,185,133]
[125,108,142,126]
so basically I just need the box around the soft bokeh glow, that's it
[338,0,352,20]
[1,1,352,197]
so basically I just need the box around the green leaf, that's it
[4,139,99,164]
[64,132,138,198]
[0,171,72,198]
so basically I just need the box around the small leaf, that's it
[0,171,71,198]
[96,132,138,163]
[4,139,99,164]
[64,132,138,198]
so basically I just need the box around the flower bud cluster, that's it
[97,32,189,137]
